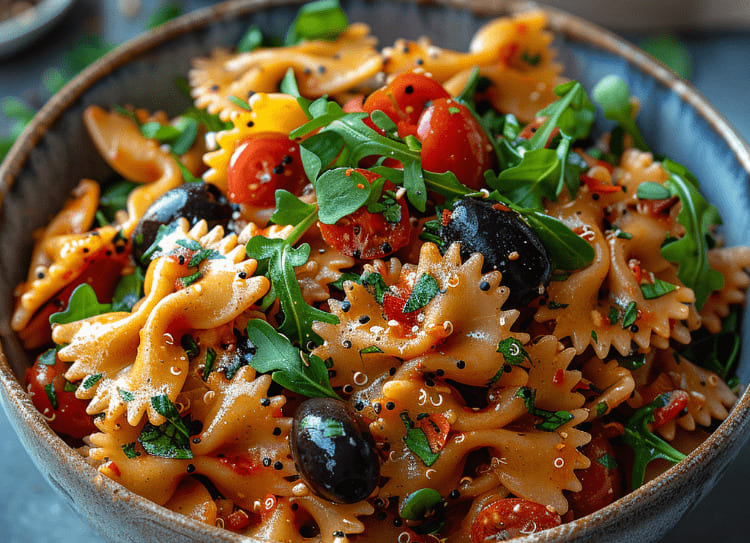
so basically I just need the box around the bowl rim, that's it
[1,0,750,541]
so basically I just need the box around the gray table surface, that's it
[1,1,750,541]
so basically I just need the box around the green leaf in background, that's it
[237,24,264,52]
[111,268,145,312]
[147,2,183,29]
[98,179,139,222]
[640,35,693,80]
[592,75,649,151]
[285,0,348,45]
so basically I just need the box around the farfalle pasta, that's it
[14,2,750,542]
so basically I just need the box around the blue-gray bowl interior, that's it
[1,0,749,540]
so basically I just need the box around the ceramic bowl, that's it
[1,1,749,541]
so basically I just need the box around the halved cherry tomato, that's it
[653,390,689,428]
[567,430,622,518]
[227,132,307,207]
[25,351,96,439]
[318,169,411,259]
[417,98,493,190]
[363,72,450,138]
[471,498,561,542]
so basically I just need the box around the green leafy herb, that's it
[245,319,339,399]
[681,310,740,380]
[314,168,373,224]
[621,393,686,489]
[640,278,677,299]
[616,230,633,239]
[180,334,200,361]
[591,330,598,343]
[38,348,57,366]
[98,179,139,222]
[139,395,193,459]
[621,301,638,329]
[640,35,692,79]
[592,75,648,151]
[660,161,724,309]
[399,488,446,533]
[401,412,440,466]
[596,401,608,417]
[515,387,573,431]
[608,306,619,325]
[228,95,252,111]
[203,348,216,381]
[521,51,541,65]
[328,272,361,292]
[597,452,618,469]
[496,337,530,365]
[63,380,77,392]
[548,301,569,309]
[119,389,134,402]
[614,352,647,371]
[122,442,138,459]
[82,373,103,390]
[285,0,348,45]
[179,271,202,287]
[111,268,145,312]
[49,284,112,325]
[188,248,223,268]
[637,181,672,200]
[359,345,384,355]
[360,272,389,304]
[176,238,202,252]
[237,24,264,52]
[403,273,439,313]
[270,190,318,226]
[44,383,58,409]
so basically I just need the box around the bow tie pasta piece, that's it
[190,23,382,121]
[701,246,750,333]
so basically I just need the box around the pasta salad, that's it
[13,2,750,541]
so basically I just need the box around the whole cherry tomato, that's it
[25,350,96,439]
[471,498,561,542]
[363,72,450,137]
[318,169,411,259]
[417,98,493,190]
[566,430,623,518]
[227,132,307,207]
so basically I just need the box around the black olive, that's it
[131,183,233,263]
[290,398,380,503]
[440,198,551,306]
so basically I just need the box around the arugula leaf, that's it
[660,161,724,309]
[285,0,348,45]
[400,412,440,466]
[49,284,112,325]
[621,393,686,489]
[592,75,648,151]
[523,210,595,271]
[111,268,145,312]
[637,181,672,200]
[98,179,139,222]
[138,395,193,459]
[681,310,740,380]
[245,319,339,399]
[403,274,439,313]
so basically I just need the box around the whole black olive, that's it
[131,182,233,263]
[440,198,551,306]
[290,398,380,503]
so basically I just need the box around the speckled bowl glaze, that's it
[1,1,749,541]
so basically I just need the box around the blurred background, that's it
[1,0,749,541]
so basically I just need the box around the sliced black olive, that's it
[131,182,233,263]
[290,398,380,503]
[439,198,551,306]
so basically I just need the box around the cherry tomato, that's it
[318,169,411,259]
[653,390,689,427]
[417,98,493,190]
[25,350,96,439]
[227,132,307,207]
[364,72,450,138]
[471,498,561,542]
[567,430,623,518]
